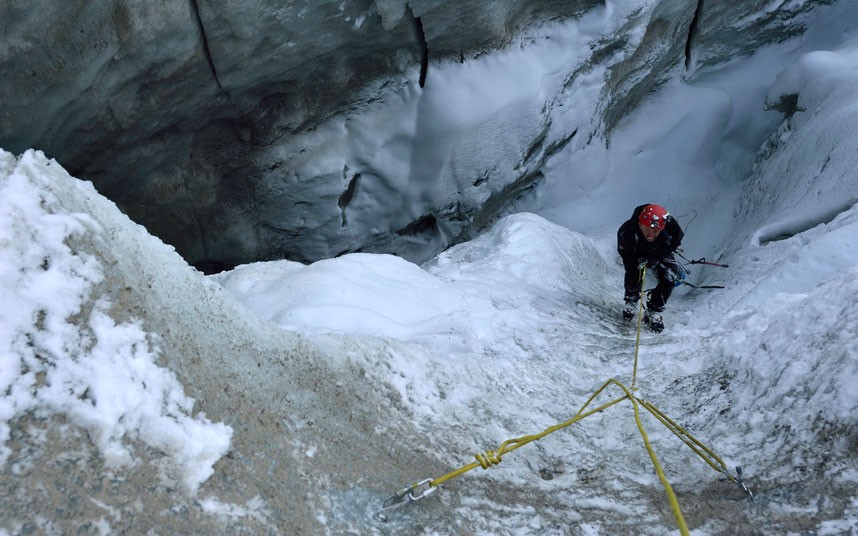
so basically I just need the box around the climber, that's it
[617,203,686,332]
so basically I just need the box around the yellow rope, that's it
[426,379,697,534]
[383,263,743,534]
[632,265,647,388]
[430,384,627,487]
[611,379,689,535]
[637,398,734,481]
[628,265,734,482]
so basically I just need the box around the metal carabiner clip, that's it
[379,479,437,515]
[736,466,754,499]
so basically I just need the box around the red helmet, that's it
[639,204,669,231]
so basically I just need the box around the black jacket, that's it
[617,204,683,268]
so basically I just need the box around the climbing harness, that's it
[379,265,752,534]
[642,269,724,293]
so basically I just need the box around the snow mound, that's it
[214,212,609,357]
[0,149,232,494]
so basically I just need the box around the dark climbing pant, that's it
[623,254,681,312]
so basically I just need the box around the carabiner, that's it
[380,479,437,513]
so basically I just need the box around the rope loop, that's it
[475,450,503,469]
